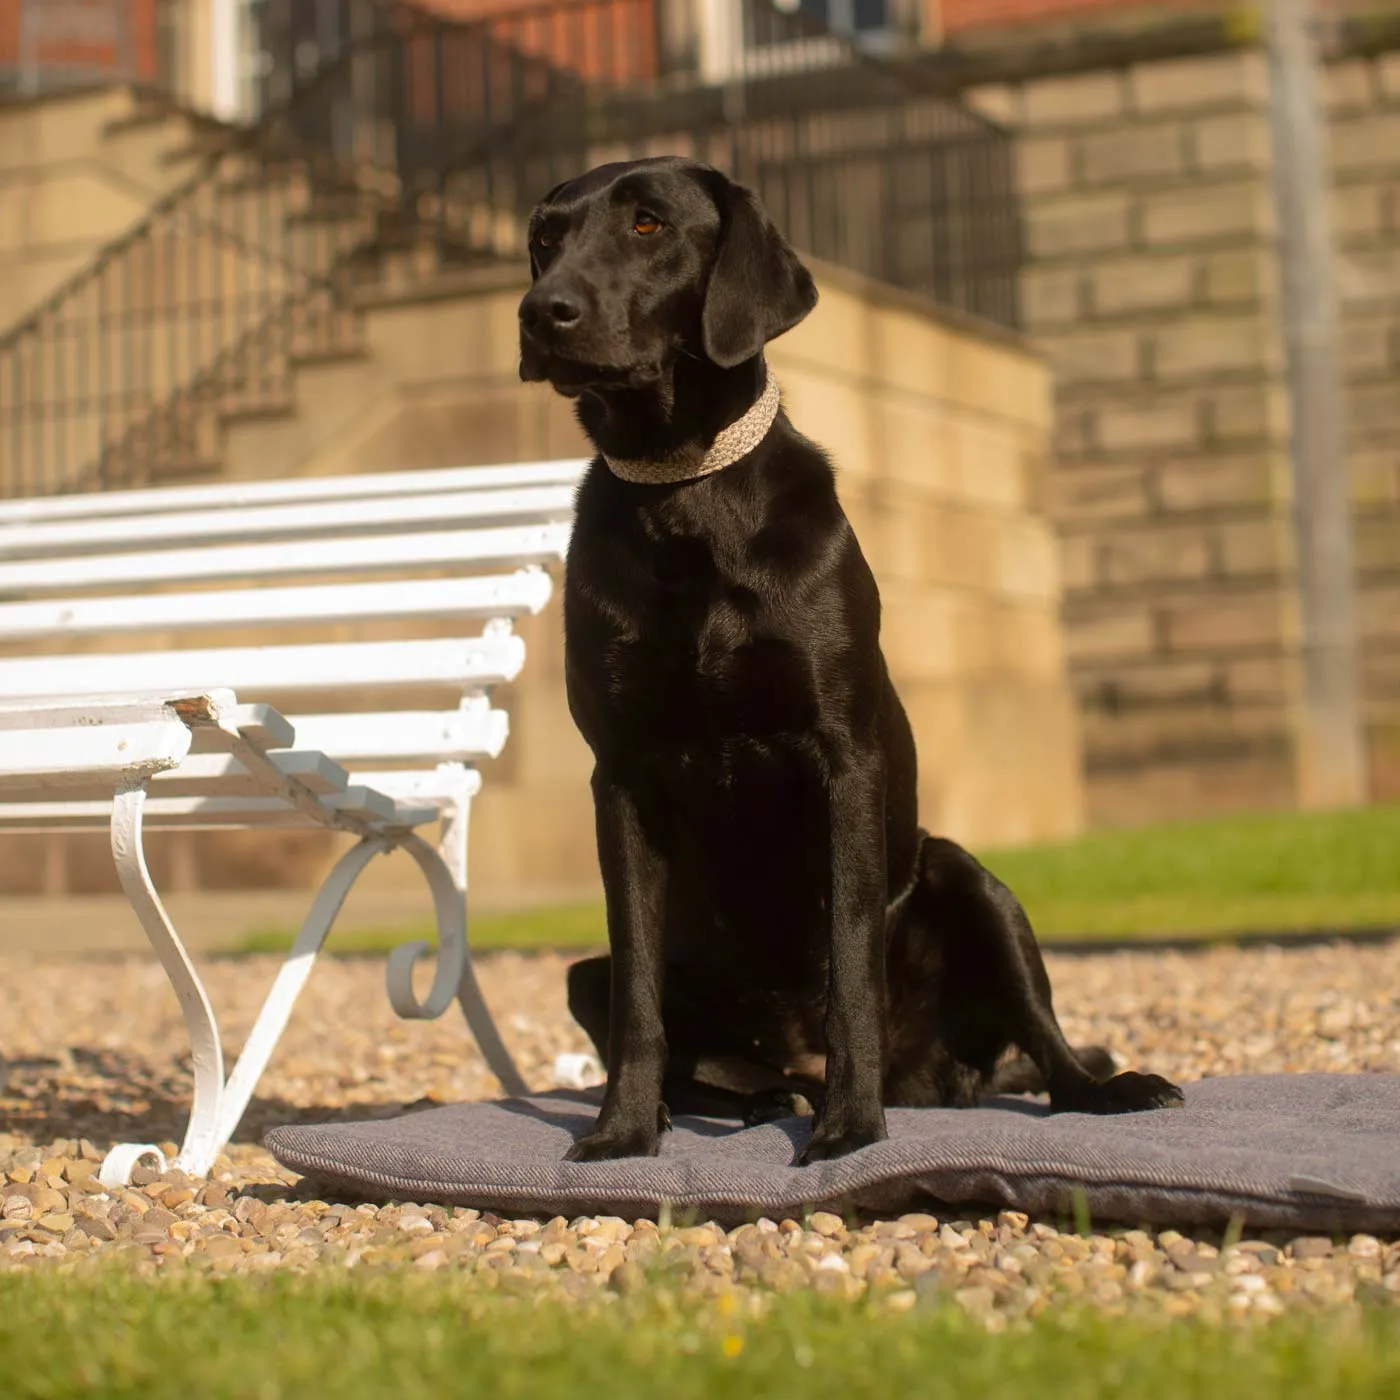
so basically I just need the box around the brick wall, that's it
[971,45,1400,823]
[0,0,159,88]
[416,0,660,86]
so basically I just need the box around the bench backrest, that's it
[0,459,588,771]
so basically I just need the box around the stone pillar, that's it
[980,51,1302,823]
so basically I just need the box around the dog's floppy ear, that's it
[701,176,817,368]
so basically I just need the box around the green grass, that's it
[232,804,1400,957]
[981,803,1400,941]
[3,1271,1399,1400]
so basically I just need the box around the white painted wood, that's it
[0,750,350,805]
[0,484,577,559]
[0,721,193,791]
[0,521,573,596]
[222,705,296,751]
[0,458,587,526]
[0,691,236,730]
[347,767,485,802]
[0,458,567,1179]
[0,572,554,643]
[0,633,526,702]
[284,709,509,764]
[0,791,441,830]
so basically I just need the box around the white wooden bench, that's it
[0,459,586,1185]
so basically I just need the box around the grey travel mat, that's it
[265,1073,1400,1231]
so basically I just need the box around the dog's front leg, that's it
[565,767,669,1162]
[800,748,890,1165]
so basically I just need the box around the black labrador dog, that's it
[518,156,1184,1165]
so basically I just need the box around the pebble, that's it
[0,941,1397,1326]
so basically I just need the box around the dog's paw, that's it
[564,1126,662,1162]
[796,1119,887,1166]
[1055,1070,1185,1116]
[743,1088,816,1127]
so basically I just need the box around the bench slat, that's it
[0,571,554,642]
[0,459,588,526]
[0,522,573,596]
[284,709,509,764]
[0,484,577,560]
[0,750,351,804]
[0,720,193,792]
[0,634,526,702]
[0,790,441,831]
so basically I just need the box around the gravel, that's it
[3,939,1400,1321]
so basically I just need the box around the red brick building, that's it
[0,0,160,92]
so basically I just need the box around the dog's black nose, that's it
[520,290,583,334]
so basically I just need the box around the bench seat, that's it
[0,458,587,1183]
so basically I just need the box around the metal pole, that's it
[1264,0,1368,808]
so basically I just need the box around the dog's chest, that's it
[567,491,835,758]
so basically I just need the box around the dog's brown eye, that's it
[633,214,662,236]
[536,232,555,250]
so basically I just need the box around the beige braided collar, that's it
[603,369,781,485]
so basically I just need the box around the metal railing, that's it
[0,0,1021,498]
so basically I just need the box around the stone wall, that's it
[7,258,1080,907]
[971,43,1400,823]
[0,87,199,333]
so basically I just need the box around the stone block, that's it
[1021,266,1083,327]
[1087,254,1196,318]
[1075,122,1187,185]
[990,602,1067,679]
[1325,60,1376,114]
[1154,452,1283,513]
[1150,316,1280,380]
[1022,71,1128,128]
[1215,518,1295,579]
[1349,380,1400,439]
[1342,317,1394,375]
[963,82,1024,128]
[1200,247,1277,307]
[1037,326,1144,386]
[1130,51,1269,114]
[1350,447,1400,508]
[1378,53,1400,103]
[1059,534,1101,593]
[1333,183,1388,243]
[945,337,1054,434]
[1096,524,1212,588]
[944,415,1029,510]
[919,506,1000,593]
[1064,604,1156,662]
[1225,656,1294,706]
[1047,463,1150,523]
[1085,748,1295,828]
[1016,134,1074,196]
[1026,191,1132,259]
[1330,113,1400,175]
[1356,517,1400,577]
[1163,590,1291,653]
[993,518,1061,602]
[1189,111,1272,173]
[1095,395,1200,454]
[1140,181,1274,247]
[1361,584,1400,641]
[880,585,984,682]
[1204,384,1291,447]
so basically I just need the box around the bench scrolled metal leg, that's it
[388,778,527,1097]
[103,784,226,1185]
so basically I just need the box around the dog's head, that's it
[518,157,817,397]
